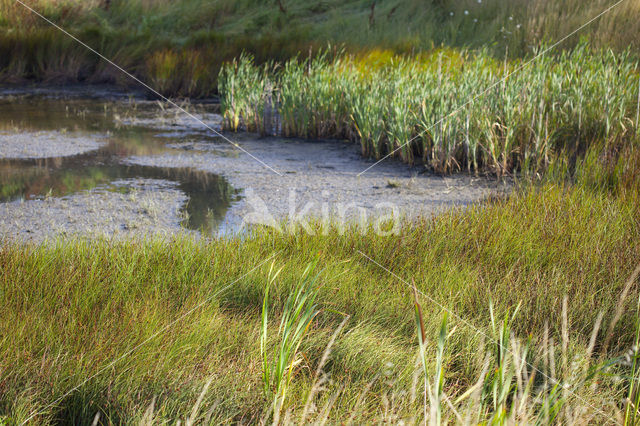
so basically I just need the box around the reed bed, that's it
[220,44,640,175]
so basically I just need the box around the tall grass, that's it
[624,316,640,425]
[260,261,320,420]
[413,284,447,425]
[1,0,639,95]
[220,44,640,175]
[1,174,639,422]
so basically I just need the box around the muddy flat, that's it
[0,87,507,241]
[0,179,191,242]
[129,133,504,233]
[0,130,106,159]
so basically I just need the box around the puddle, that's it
[0,92,238,236]
[0,86,506,241]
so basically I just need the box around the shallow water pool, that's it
[0,88,239,237]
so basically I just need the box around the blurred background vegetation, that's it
[1,0,638,97]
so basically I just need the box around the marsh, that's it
[0,86,501,241]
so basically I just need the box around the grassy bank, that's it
[219,46,640,175]
[1,173,639,423]
[1,0,639,96]
[3,2,640,424]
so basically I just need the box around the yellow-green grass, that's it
[220,45,640,176]
[1,0,639,96]
[1,174,639,423]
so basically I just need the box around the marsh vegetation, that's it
[1,0,638,96]
[220,45,640,176]
[2,177,639,423]
[1,0,640,424]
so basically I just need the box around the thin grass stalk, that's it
[624,316,640,425]
[636,75,640,137]
[261,261,322,420]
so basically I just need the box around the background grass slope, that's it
[1,0,638,96]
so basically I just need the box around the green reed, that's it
[219,43,640,175]
[261,261,321,419]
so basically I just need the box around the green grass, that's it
[1,173,639,423]
[3,1,640,423]
[260,261,321,421]
[220,44,640,175]
[1,0,639,96]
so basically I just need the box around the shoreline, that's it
[0,86,508,241]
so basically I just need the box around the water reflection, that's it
[0,94,237,235]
